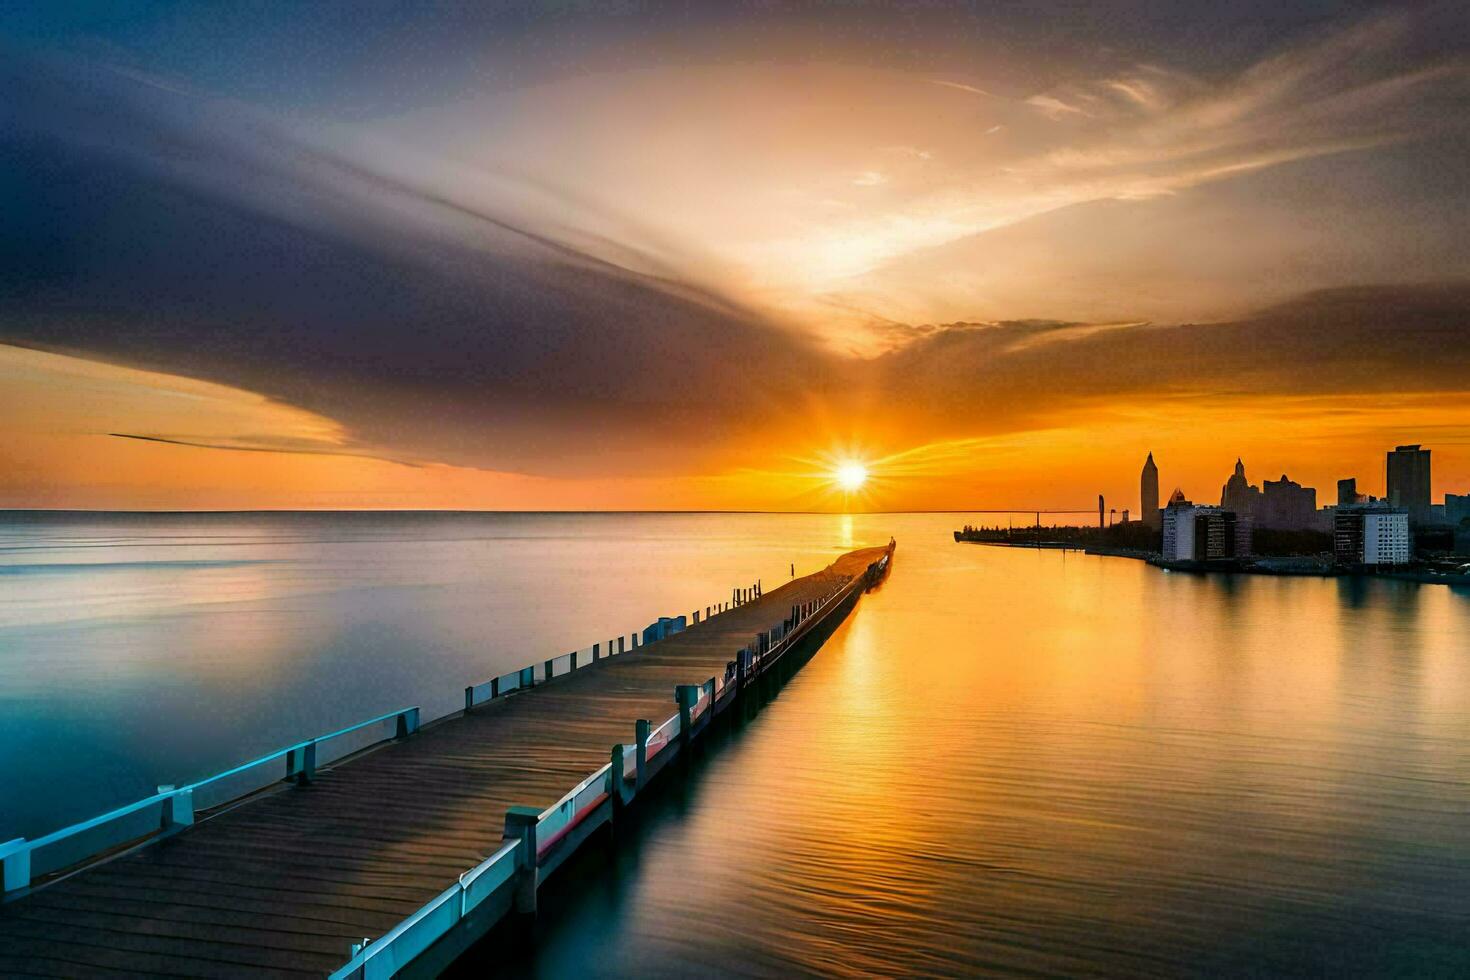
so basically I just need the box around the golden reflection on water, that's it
[519,515,1470,978]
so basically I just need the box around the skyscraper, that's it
[1220,458,1261,518]
[1386,445,1431,523]
[1140,452,1159,529]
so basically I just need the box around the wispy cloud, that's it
[925,78,997,98]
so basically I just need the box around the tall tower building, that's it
[1141,452,1160,529]
[1220,458,1261,518]
[1386,445,1431,523]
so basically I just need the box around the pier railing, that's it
[1,544,895,978]
[2,580,762,897]
[331,541,893,980]
[2,706,420,893]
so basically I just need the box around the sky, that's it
[2,1,1469,512]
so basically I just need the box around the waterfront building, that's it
[1162,498,1240,563]
[1448,492,1470,527]
[1386,444,1431,524]
[1141,453,1160,529]
[1260,473,1317,530]
[1333,504,1410,567]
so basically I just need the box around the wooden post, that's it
[619,636,626,654]
[503,807,541,915]
[545,657,554,680]
[464,685,474,712]
[635,719,650,789]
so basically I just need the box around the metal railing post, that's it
[158,786,194,830]
[635,719,650,789]
[610,744,632,807]
[675,685,700,747]
[1,839,30,895]
[503,807,541,915]
[395,707,420,740]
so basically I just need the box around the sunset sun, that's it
[835,461,869,492]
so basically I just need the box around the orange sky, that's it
[3,8,1469,512]
[4,343,1467,513]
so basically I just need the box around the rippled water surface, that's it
[3,512,1467,976]
[503,514,1470,978]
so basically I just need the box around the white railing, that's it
[536,764,613,858]
[329,838,520,980]
[3,706,419,894]
[329,543,894,978]
[644,713,680,761]
[462,581,746,712]
[3,547,893,975]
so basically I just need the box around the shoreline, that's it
[954,538,1470,587]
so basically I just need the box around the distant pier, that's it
[0,543,895,978]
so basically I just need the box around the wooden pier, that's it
[0,543,894,978]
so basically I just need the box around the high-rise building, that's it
[1260,474,1317,530]
[1334,504,1410,567]
[1337,477,1365,507]
[1447,492,1470,527]
[1140,452,1160,529]
[1162,500,1240,563]
[1220,458,1261,519]
[1386,445,1431,523]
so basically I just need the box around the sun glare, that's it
[836,461,869,492]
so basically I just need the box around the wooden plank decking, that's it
[0,546,889,978]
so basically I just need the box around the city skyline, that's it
[1134,442,1465,528]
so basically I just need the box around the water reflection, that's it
[506,517,1470,978]
[0,512,865,839]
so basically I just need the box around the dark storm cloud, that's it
[2,52,1468,478]
[870,283,1470,440]
[0,56,839,474]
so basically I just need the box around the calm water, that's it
[503,515,1470,978]
[3,512,1468,976]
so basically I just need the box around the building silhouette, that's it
[1140,452,1160,529]
[1337,477,1365,507]
[1260,473,1317,530]
[1448,492,1470,527]
[1220,458,1261,518]
[1386,445,1431,524]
